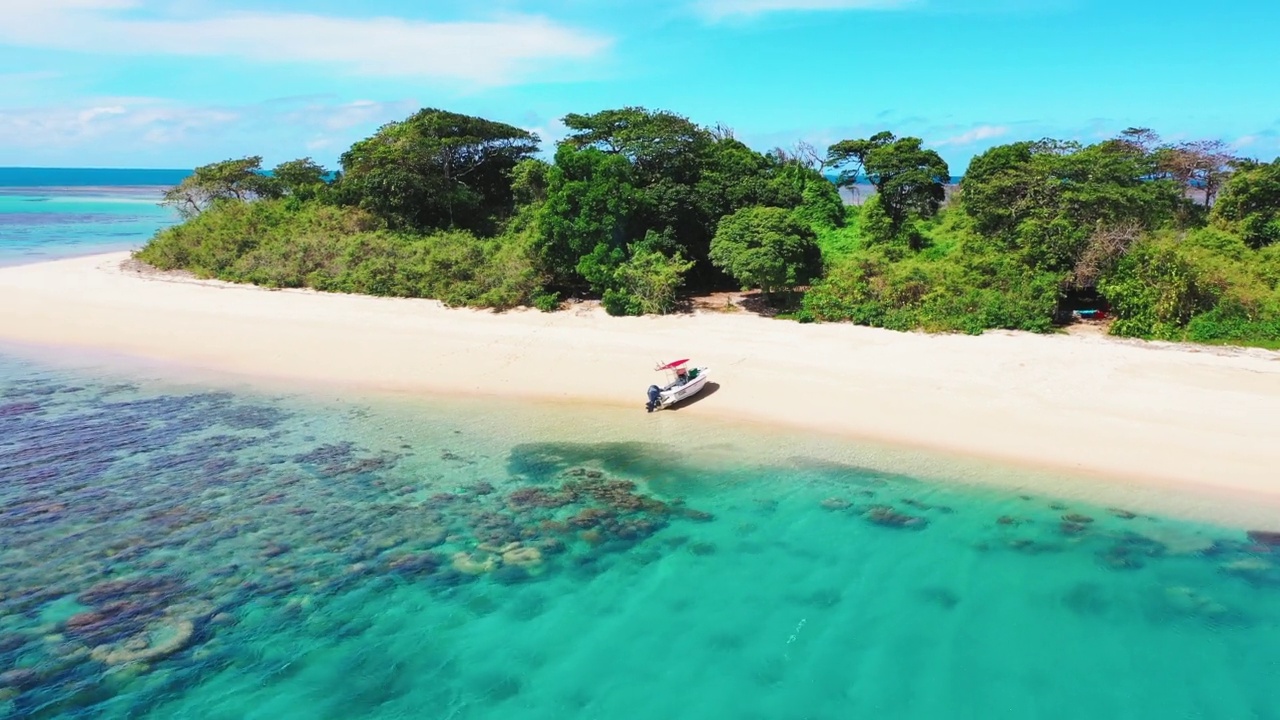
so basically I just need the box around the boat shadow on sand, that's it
[664,381,720,411]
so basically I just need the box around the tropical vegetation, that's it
[136,107,1280,348]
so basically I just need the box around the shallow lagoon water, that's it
[0,188,177,266]
[1,352,1278,719]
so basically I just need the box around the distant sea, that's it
[0,167,187,267]
[1,167,1279,719]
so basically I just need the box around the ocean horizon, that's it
[0,167,191,188]
[0,169,180,267]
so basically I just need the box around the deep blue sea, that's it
[0,170,1278,719]
[0,168,186,267]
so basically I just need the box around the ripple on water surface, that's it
[0,354,1277,719]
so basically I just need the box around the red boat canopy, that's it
[657,359,690,371]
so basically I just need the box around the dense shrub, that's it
[137,200,544,310]
[1212,159,1280,249]
[801,239,1059,335]
[1098,230,1280,344]
[601,249,695,316]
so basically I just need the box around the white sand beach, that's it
[2,252,1279,514]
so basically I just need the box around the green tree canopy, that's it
[1107,128,1237,222]
[141,107,1280,345]
[162,156,278,219]
[561,107,713,184]
[696,137,776,220]
[337,108,539,233]
[602,249,695,316]
[1155,139,1236,208]
[560,107,723,284]
[270,157,330,201]
[959,138,1180,275]
[1213,158,1280,248]
[554,108,844,289]
[954,141,1037,237]
[535,145,642,289]
[510,158,552,206]
[771,160,846,230]
[827,132,949,232]
[710,206,822,296]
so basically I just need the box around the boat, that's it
[645,359,711,412]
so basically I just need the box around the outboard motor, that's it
[645,385,661,413]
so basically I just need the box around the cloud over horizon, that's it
[1,0,611,86]
[696,0,914,19]
[0,95,426,167]
[934,125,1010,147]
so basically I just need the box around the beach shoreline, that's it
[2,252,1279,526]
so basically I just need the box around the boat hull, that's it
[654,368,710,409]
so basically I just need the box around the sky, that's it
[1,0,1278,172]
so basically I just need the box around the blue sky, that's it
[1,0,1277,171]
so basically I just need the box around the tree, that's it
[1157,139,1236,208]
[337,108,539,233]
[1212,158,1280,248]
[695,137,775,221]
[603,248,696,316]
[827,132,949,231]
[161,156,278,219]
[710,206,822,297]
[959,138,1180,274]
[560,107,712,185]
[769,160,845,230]
[535,145,642,289]
[956,141,1037,236]
[1096,239,1216,338]
[510,158,552,206]
[1117,127,1162,155]
[270,157,329,201]
[549,107,844,292]
[769,140,827,171]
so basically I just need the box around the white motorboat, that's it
[645,359,711,412]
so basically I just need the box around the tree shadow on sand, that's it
[737,291,805,318]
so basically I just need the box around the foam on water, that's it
[0,352,1277,719]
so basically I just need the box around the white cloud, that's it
[1232,135,1258,149]
[520,117,571,150]
[0,70,64,83]
[279,98,420,133]
[697,0,916,19]
[934,124,1009,147]
[0,98,240,151]
[0,1,611,85]
[77,105,127,124]
[0,95,433,166]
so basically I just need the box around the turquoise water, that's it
[0,188,179,267]
[0,169,190,188]
[1,351,1278,719]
